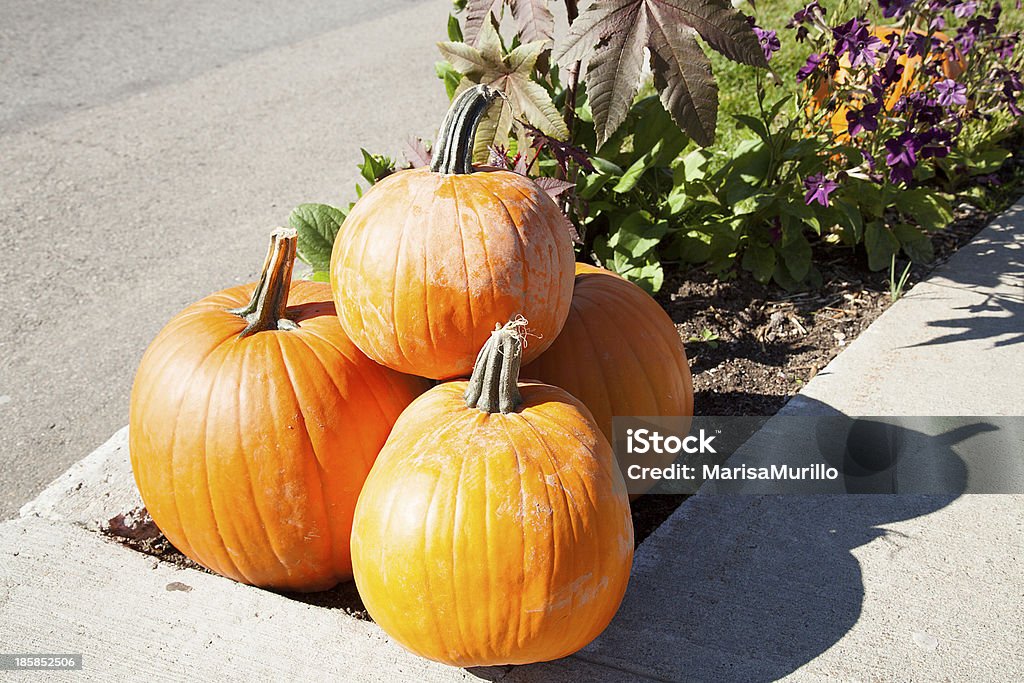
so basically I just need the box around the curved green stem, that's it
[464,318,527,414]
[228,227,300,338]
[430,84,502,175]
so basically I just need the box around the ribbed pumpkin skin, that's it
[523,263,694,444]
[350,380,634,666]
[330,167,575,380]
[129,280,429,591]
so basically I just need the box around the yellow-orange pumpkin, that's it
[129,229,428,591]
[351,320,634,666]
[523,263,694,447]
[812,27,967,138]
[330,85,575,380]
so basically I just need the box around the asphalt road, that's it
[0,0,452,518]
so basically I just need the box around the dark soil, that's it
[103,197,1008,620]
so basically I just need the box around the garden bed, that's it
[102,187,1016,621]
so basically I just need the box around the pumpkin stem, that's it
[464,317,528,414]
[430,84,503,175]
[227,227,300,338]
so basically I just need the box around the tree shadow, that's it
[903,204,1024,348]
[469,397,1002,682]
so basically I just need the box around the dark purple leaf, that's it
[649,21,719,146]
[534,176,577,199]
[404,137,432,168]
[510,0,555,44]
[554,0,767,146]
[464,0,506,45]
[585,9,650,146]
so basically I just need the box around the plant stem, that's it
[228,228,300,338]
[464,318,527,414]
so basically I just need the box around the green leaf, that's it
[742,241,776,283]
[895,189,953,230]
[308,270,331,283]
[966,148,1010,176]
[864,222,901,271]
[435,61,462,99]
[893,222,935,263]
[289,203,346,273]
[779,233,812,281]
[831,198,864,244]
[447,14,464,42]
[357,149,394,185]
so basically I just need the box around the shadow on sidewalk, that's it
[476,397,995,682]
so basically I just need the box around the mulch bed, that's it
[103,196,1008,618]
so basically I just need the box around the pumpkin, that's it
[330,85,575,380]
[129,228,429,591]
[811,27,967,138]
[523,263,694,491]
[350,319,634,666]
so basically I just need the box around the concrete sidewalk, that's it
[2,200,1022,681]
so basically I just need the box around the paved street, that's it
[0,0,452,517]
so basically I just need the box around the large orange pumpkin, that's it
[523,263,694,445]
[812,27,967,138]
[330,85,575,380]
[129,228,429,591]
[351,319,634,666]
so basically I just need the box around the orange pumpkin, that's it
[350,319,634,666]
[524,263,694,444]
[812,27,967,138]
[523,264,693,494]
[330,85,575,380]
[129,228,429,591]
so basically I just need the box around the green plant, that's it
[889,253,913,301]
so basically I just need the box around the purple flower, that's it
[796,53,824,82]
[953,0,979,17]
[885,133,920,184]
[935,79,968,107]
[846,100,883,136]
[789,1,825,27]
[995,38,1015,60]
[754,27,782,61]
[833,18,883,68]
[804,173,839,207]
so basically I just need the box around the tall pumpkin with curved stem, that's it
[129,228,429,592]
[330,85,576,380]
[351,319,634,666]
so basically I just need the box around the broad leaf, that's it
[585,11,649,147]
[895,189,953,230]
[289,203,346,273]
[893,223,935,263]
[865,222,901,272]
[463,0,506,45]
[510,0,554,43]
[534,176,576,200]
[555,0,766,145]
[405,137,432,168]
[439,19,567,161]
